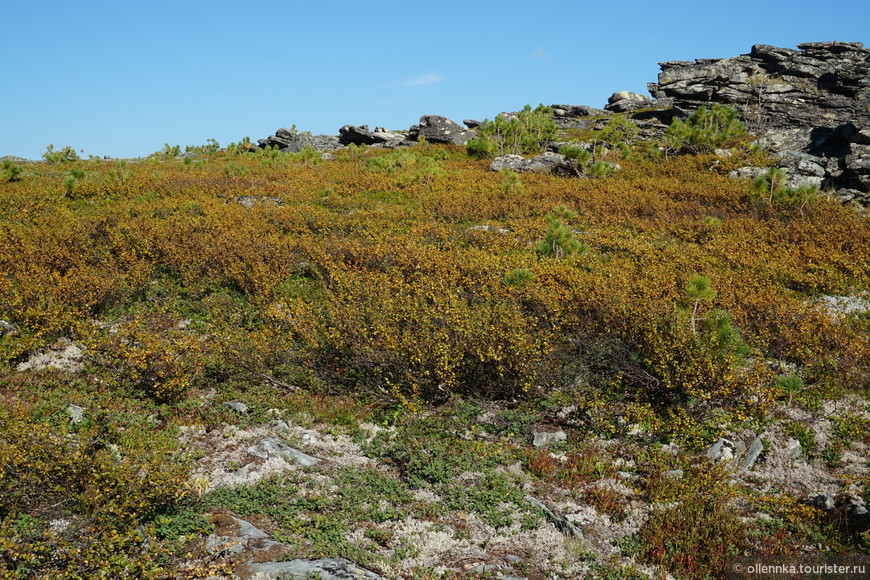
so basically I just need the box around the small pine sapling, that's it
[537,205,587,259]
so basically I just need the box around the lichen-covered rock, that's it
[605,91,651,112]
[407,115,476,145]
[259,128,341,152]
[490,152,569,174]
[243,558,385,580]
[338,125,406,146]
[649,42,870,204]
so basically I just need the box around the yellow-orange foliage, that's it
[0,146,867,419]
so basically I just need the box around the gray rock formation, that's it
[244,558,385,580]
[407,115,477,145]
[704,434,771,473]
[247,437,321,467]
[259,127,340,152]
[490,152,570,174]
[649,42,870,203]
[550,104,606,118]
[605,91,651,113]
[338,125,407,147]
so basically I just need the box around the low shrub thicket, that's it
[0,142,867,425]
[0,392,197,578]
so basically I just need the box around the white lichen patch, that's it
[816,294,870,320]
[16,338,84,372]
[183,425,309,492]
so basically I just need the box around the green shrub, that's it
[42,144,81,164]
[1,159,22,182]
[366,148,446,187]
[558,145,615,178]
[596,115,641,155]
[501,170,523,194]
[665,104,748,154]
[775,373,805,405]
[154,143,182,159]
[466,104,557,158]
[226,136,255,155]
[503,268,535,287]
[185,138,221,155]
[537,205,588,259]
[751,167,819,214]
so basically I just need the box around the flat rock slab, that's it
[247,437,321,467]
[243,558,385,580]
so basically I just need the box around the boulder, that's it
[223,401,248,414]
[247,437,321,467]
[739,436,765,471]
[531,429,567,448]
[706,437,747,466]
[605,91,651,112]
[244,558,385,580]
[407,115,476,145]
[260,128,340,152]
[338,125,405,146]
[0,319,19,337]
[490,152,569,174]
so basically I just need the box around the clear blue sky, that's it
[3,1,868,159]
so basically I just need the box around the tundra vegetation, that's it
[0,109,868,579]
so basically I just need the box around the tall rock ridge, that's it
[648,41,870,201]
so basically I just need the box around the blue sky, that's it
[3,1,868,159]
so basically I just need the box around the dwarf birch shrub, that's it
[0,398,193,578]
[318,262,548,403]
[89,313,204,402]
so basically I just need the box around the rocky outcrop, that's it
[490,152,570,174]
[338,125,408,147]
[648,42,870,203]
[258,114,473,153]
[407,114,477,145]
[258,127,340,152]
[252,43,869,204]
[604,91,651,113]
